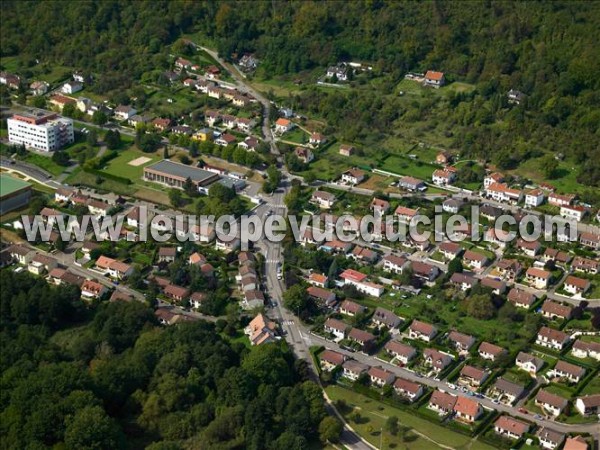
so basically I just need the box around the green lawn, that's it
[101,148,160,181]
[23,153,67,176]
[326,385,496,450]
[281,127,310,145]
[381,155,439,179]
[580,375,600,395]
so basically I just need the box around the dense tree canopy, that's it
[0,271,326,449]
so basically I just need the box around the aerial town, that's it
[0,2,599,450]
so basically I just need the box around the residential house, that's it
[95,255,133,280]
[393,378,424,402]
[535,390,568,417]
[572,256,599,275]
[536,327,570,351]
[561,205,587,222]
[495,259,522,281]
[326,64,349,81]
[395,205,419,222]
[442,198,462,214]
[232,94,249,107]
[189,292,208,310]
[81,279,107,299]
[207,86,222,99]
[348,328,376,351]
[238,136,259,151]
[448,331,476,353]
[478,342,506,361]
[215,133,236,146]
[525,189,545,207]
[438,241,462,260]
[295,146,314,163]
[517,239,542,257]
[114,105,137,121]
[30,80,49,95]
[370,198,390,215]
[245,313,278,346]
[459,365,489,388]
[321,239,352,254]
[311,190,336,209]
[481,204,504,220]
[157,247,177,263]
[397,176,425,192]
[453,397,483,423]
[525,267,551,289]
[341,168,366,185]
[384,341,417,365]
[563,276,591,296]
[484,228,512,248]
[368,367,395,387]
[409,320,437,342]
[564,436,590,450]
[423,70,445,88]
[542,248,572,266]
[507,89,526,105]
[307,286,336,307]
[490,378,525,405]
[575,394,600,416]
[324,318,347,340]
[541,300,573,321]
[274,118,293,133]
[350,246,378,264]
[382,254,408,274]
[309,132,326,146]
[432,168,456,186]
[516,352,545,375]
[548,193,575,207]
[372,307,402,330]
[320,350,346,371]
[339,144,355,156]
[429,390,457,415]
[339,300,366,317]
[410,261,440,282]
[481,277,507,295]
[485,182,523,204]
[423,348,453,373]
[484,173,505,189]
[463,250,488,270]
[28,254,58,275]
[152,117,171,132]
[49,94,76,111]
[339,269,384,297]
[308,272,328,288]
[551,361,586,384]
[493,416,530,440]
[62,81,83,94]
[579,232,600,250]
[236,117,255,132]
[164,284,190,304]
[128,114,151,127]
[342,360,369,381]
[507,288,536,309]
[88,199,111,216]
[537,428,565,450]
[571,340,600,361]
[450,273,478,292]
[436,151,453,165]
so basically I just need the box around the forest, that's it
[0,270,333,449]
[2,1,599,186]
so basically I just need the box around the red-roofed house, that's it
[424,70,445,88]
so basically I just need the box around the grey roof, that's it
[145,160,217,185]
[493,378,525,397]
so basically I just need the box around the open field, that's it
[23,153,66,176]
[102,149,160,180]
[326,385,495,450]
[381,155,439,179]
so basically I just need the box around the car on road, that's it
[518,408,528,414]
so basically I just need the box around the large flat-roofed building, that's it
[143,160,219,191]
[0,175,32,214]
[7,112,74,152]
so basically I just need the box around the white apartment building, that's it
[7,113,74,152]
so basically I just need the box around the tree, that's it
[64,406,125,450]
[86,129,98,147]
[169,189,183,207]
[183,177,195,197]
[92,110,108,126]
[464,294,496,320]
[385,415,399,436]
[52,150,70,166]
[104,130,121,150]
[540,154,559,179]
[318,416,342,444]
[283,284,311,316]
[447,258,463,275]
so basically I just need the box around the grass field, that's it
[281,127,310,145]
[381,155,439,179]
[326,385,495,450]
[508,156,585,195]
[101,148,160,180]
[23,153,66,176]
